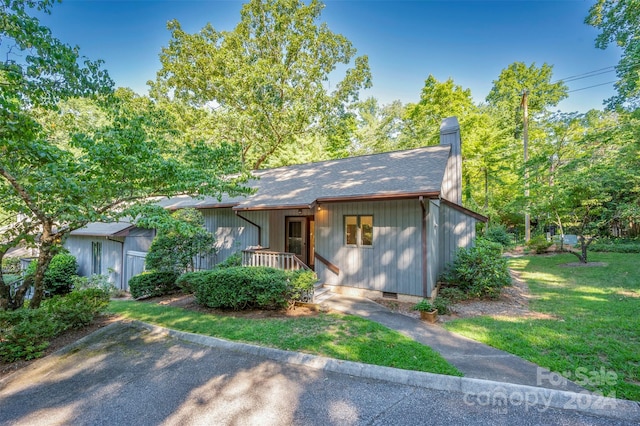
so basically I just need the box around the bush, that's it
[1,257,21,274]
[432,296,451,315]
[286,269,317,302]
[444,239,511,299]
[0,308,60,362]
[216,251,242,268]
[45,288,110,329]
[0,289,109,362]
[437,286,467,303]
[189,266,290,310]
[129,271,179,299]
[588,238,640,253]
[43,254,79,295]
[72,274,121,297]
[484,225,512,248]
[527,235,552,254]
[176,270,215,295]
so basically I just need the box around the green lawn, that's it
[443,252,640,401]
[109,300,462,377]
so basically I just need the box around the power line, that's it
[553,66,616,84]
[567,80,617,93]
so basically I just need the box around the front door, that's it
[285,217,307,265]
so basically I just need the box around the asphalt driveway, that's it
[0,321,636,425]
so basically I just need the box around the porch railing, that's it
[242,249,311,271]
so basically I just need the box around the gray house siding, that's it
[65,236,124,288]
[426,200,440,297]
[201,208,266,267]
[315,200,424,297]
[438,201,477,273]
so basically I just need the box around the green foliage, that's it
[190,267,289,310]
[153,0,371,169]
[0,308,58,362]
[432,297,451,315]
[1,257,21,274]
[45,288,110,330]
[586,0,640,108]
[72,274,121,297]
[589,238,640,253]
[437,286,467,303]
[0,289,108,362]
[145,208,216,274]
[402,75,476,148]
[412,299,434,312]
[526,235,552,254]
[42,253,78,296]
[444,239,511,299]
[484,224,512,247]
[216,251,242,268]
[128,271,179,299]
[286,269,317,301]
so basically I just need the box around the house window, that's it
[344,215,373,247]
[92,241,102,275]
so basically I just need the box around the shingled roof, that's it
[159,145,451,211]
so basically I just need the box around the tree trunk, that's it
[29,225,56,309]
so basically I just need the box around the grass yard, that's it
[109,300,462,377]
[443,252,640,401]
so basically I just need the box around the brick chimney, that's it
[439,117,462,205]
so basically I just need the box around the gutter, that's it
[419,196,428,298]
[234,211,262,246]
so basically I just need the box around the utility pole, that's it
[521,90,530,243]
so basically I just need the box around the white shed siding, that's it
[64,236,124,288]
[315,200,424,297]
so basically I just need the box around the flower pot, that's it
[420,310,438,324]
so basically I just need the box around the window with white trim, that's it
[344,215,373,247]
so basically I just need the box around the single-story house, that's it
[66,117,486,301]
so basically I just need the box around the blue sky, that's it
[38,0,621,113]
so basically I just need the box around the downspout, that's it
[106,236,124,290]
[234,211,262,247]
[419,196,428,298]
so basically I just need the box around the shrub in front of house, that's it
[443,238,511,299]
[287,269,316,302]
[0,289,109,362]
[24,253,79,296]
[128,271,179,299]
[182,267,316,310]
[216,251,242,268]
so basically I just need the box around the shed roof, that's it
[160,145,451,211]
[70,221,134,237]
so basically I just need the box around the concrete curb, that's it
[133,320,640,423]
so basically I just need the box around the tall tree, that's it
[401,75,476,148]
[153,0,372,169]
[0,0,251,309]
[586,0,640,109]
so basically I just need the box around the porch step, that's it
[312,282,333,303]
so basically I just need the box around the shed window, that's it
[92,241,102,275]
[344,215,373,247]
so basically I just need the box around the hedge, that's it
[128,271,179,299]
[177,267,316,310]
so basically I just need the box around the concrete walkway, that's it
[320,295,585,393]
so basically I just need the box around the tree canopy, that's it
[153,0,372,169]
[586,0,640,109]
